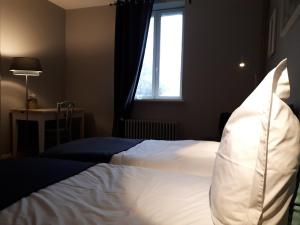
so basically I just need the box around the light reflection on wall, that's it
[1,80,25,107]
[1,74,47,110]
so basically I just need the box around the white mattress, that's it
[0,163,213,225]
[111,140,219,177]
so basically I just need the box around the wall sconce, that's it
[239,62,246,68]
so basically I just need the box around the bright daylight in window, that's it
[135,8,183,100]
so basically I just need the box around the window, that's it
[135,7,184,100]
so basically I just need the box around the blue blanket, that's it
[42,137,143,163]
[0,158,93,211]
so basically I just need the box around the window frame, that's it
[135,5,185,101]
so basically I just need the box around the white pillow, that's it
[210,59,300,225]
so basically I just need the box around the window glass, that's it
[135,9,183,100]
[158,13,183,97]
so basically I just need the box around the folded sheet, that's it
[111,140,219,177]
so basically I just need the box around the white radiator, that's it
[125,119,178,140]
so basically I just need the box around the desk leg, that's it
[12,117,18,156]
[80,114,84,139]
[38,120,45,154]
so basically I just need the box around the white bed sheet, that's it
[111,140,219,177]
[0,164,213,225]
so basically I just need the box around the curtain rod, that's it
[109,0,191,6]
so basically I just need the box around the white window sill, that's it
[134,98,184,103]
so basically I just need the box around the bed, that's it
[1,155,299,225]
[1,138,219,224]
[43,137,219,176]
[0,158,213,225]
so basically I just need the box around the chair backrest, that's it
[56,101,75,143]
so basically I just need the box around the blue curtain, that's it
[112,0,154,137]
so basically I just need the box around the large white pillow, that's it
[210,59,300,225]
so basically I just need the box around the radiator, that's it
[125,119,178,140]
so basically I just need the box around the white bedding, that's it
[111,140,219,177]
[0,163,213,225]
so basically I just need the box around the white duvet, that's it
[111,140,219,177]
[0,163,213,225]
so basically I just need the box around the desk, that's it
[11,108,85,155]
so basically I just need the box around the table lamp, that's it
[10,57,42,109]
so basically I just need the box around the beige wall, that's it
[132,0,266,139]
[0,0,66,154]
[65,6,115,137]
[0,0,2,144]
[266,0,300,110]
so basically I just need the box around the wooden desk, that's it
[11,108,85,155]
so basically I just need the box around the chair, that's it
[55,101,75,145]
[45,101,75,146]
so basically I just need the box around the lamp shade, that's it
[10,57,42,76]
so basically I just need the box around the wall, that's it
[132,0,266,140]
[65,6,115,137]
[0,0,66,155]
[0,0,268,151]
[266,0,300,110]
[0,0,2,146]
[65,1,266,140]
